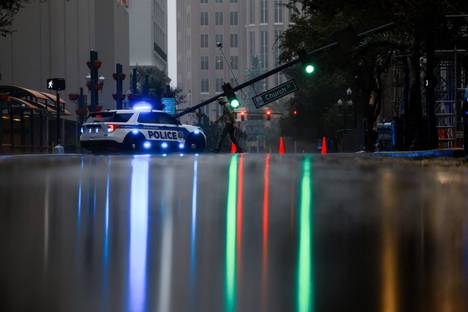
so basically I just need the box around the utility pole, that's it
[47,78,66,153]
[56,90,60,146]
[175,23,395,119]
[86,50,102,112]
[113,63,126,109]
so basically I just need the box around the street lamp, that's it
[98,75,105,91]
[337,99,346,130]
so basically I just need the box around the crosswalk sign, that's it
[47,78,66,91]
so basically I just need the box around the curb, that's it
[374,149,465,158]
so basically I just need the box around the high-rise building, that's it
[129,0,168,71]
[177,0,247,121]
[176,0,296,121]
[246,0,296,92]
[0,0,130,111]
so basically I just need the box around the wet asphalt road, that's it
[0,154,468,312]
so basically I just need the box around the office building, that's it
[0,0,130,111]
[129,0,168,71]
[176,0,247,121]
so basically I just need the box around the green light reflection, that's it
[297,156,314,312]
[225,155,239,312]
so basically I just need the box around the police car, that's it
[80,108,206,153]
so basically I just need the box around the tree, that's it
[281,0,467,151]
[0,0,26,36]
[131,66,185,108]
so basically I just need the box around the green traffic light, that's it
[305,64,315,75]
[230,98,240,108]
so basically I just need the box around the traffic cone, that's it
[231,143,237,153]
[321,137,327,155]
[279,136,285,155]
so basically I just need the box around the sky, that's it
[168,0,177,88]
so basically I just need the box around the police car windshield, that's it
[86,112,133,123]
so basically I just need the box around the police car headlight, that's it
[80,127,84,134]
[161,142,169,149]
[178,143,185,149]
[143,141,152,149]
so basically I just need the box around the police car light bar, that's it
[133,102,153,111]
[161,142,169,149]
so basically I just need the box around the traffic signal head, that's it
[222,83,241,109]
[230,98,240,109]
[240,111,246,121]
[298,49,316,76]
[266,110,272,120]
[292,109,299,117]
[305,65,315,75]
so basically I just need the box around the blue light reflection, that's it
[128,156,150,312]
[190,159,199,305]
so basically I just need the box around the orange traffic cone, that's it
[231,143,237,153]
[321,136,327,155]
[279,136,285,155]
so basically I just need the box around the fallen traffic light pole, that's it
[174,22,395,119]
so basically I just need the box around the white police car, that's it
[80,108,206,153]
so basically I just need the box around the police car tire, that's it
[186,134,206,152]
[124,133,145,152]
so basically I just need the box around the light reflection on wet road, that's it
[0,154,468,311]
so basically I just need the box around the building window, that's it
[215,34,223,46]
[274,30,282,65]
[215,12,223,25]
[216,78,224,93]
[230,0,238,3]
[201,56,209,70]
[260,31,268,69]
[216,56,224,70]
[274,0,283,23]
[200,0,208,3]
[230,56,239,70]
[249,31,256,59]
[201,34,209,48]
[200,12,208,25]
[260,0,268,23]
[230,33,238,48]
[249,0,255,24]
[215,0,223,3]
[262,79,268,91]
[229,11,238,25]
[201,79,209,93]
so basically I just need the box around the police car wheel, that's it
[186,135,206,153]
[124,134,145,152]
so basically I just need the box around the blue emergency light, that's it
[133,102,153,111]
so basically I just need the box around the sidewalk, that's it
[374,148,465,158]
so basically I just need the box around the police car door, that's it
[137,112,181,143]
[157,113,185,143]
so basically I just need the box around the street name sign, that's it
[47,78,66,91]
[252,79,298,108]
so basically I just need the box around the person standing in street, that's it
[215,97,243,153]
